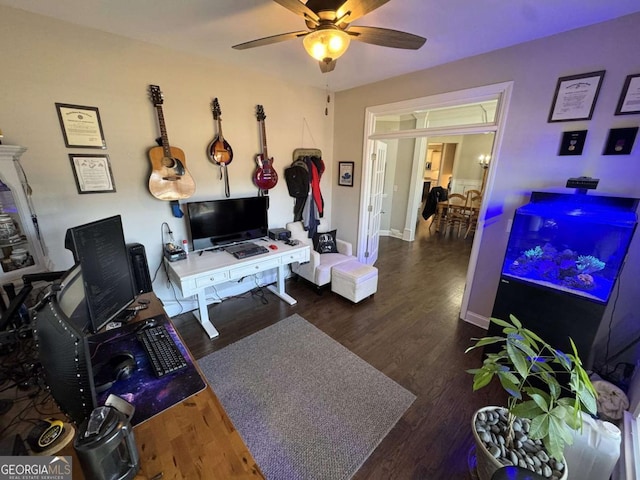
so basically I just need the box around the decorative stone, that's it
[537,450,549,463]
[543,464,552,477]
[489,445,501,458]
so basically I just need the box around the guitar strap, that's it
[171,201,184,218]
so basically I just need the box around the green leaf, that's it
[497,371,522,399]
[522,327,544,345]
[546,414,570,459]
[510,400,543,419]
[529,414,549,440]
[472,370,494,390]
[509,314,522,328]
[490,317,513,329]
[506,342,529,378]
[465,336,506,352]
[529,392,550,412]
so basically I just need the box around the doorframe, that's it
[357,81,513,323]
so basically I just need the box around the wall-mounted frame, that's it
[603,127,638,155]
[548,70,606,122]
[615,74,640,115]
[558,130,587,156]
[56,103,107,148]
[69,154,116,193]
[338,161,354,187]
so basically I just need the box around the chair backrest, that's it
[447,193,466,206]
[465,189,482,206]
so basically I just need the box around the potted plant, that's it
[466,315,598,480]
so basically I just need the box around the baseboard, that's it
[463,311,489,330]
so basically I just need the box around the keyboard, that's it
[225,242,269,259]
[137,324,188,377]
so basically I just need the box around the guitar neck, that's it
[155,105,172,157]
[260,120,269,159]
[217,118,225,142]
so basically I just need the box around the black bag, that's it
[284,159,309,198]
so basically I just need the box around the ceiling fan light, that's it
[303,28,350,62]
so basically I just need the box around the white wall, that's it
[0,6,333,314]
[333,13,640,365]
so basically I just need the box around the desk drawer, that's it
[230,258,280,279]
[283,249,309,263]
[195,271,230,288]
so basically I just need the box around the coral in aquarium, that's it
[509,243,606,291]
[576,255,606,274]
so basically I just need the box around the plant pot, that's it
[472,406,568,480]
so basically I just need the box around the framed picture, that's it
[548,71,606,122]
[338,162,354,187]
[615,74,640,115]
[56,103,107,148]
[69,154,116,193]
[558,130,587,156]
[603,127,638,155]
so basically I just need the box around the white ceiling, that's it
[2,0,640,92]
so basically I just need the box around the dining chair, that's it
[444,193,467,236]
[464,192,482,238]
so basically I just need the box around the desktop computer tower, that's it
[126,243,152,294]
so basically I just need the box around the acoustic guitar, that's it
[147,85,196,202]
[207,98,233,198]
[253,105,278,192]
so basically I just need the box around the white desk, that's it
[165,241,310,338]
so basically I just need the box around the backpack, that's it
[284,158,309,198]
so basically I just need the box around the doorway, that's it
[356,82,513,323]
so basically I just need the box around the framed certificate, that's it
[69,154,116,193]
[56,103,107,148]
[548,71,605,122]
[615,74,640,115]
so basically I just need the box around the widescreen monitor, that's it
[186,196,269,251]
[64,215,136,332]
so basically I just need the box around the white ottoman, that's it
[331,260,378,303]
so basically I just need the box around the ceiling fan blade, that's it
[319,59,337,73]
[347,26,426,49]
[335,0,391,24]
[272,0,320,24]
[232,31,309,50]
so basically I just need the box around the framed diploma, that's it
[615,74,640,115]
[338,161,354,187]
[69,154,116,193]
[548,71,605,122]
[56,103,107,148]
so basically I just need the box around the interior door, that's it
[364,141,387,265]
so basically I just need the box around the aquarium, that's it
[501,192,638,303]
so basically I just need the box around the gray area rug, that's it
[198,314,416,480]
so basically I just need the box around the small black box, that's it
[268,228,291,241]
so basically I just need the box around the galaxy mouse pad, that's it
[88,314,206,426]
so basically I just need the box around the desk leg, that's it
[266,265,297,305]
[192,292,220,339]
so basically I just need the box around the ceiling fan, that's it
[232,0,426,73]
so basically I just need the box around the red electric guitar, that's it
[253,105,278,192]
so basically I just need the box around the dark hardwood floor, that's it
[172,220,505,479]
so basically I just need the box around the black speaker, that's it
[126,243,152,294]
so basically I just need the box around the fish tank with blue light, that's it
[501,192,638,304]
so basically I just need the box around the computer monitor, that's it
[33,264,97,425]
[64,215,137,333]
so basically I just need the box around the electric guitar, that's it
[147,85,196,202]
[253,105,278,192]
[207,98,233,197]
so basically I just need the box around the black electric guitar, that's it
[147,85,196,203]
[207,98,233,197]
[253,105,278,193]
